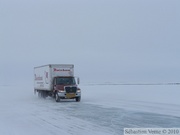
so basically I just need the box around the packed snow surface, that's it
[0,83,180,135]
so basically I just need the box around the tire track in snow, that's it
[32,97,180,135]
[56,102,180,135]
[30,98,112,135]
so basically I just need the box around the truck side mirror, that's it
[77,78,80,84]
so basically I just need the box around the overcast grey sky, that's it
[1,0,180,84]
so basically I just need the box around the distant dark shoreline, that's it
[85,83,180,86]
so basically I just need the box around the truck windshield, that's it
[56,77,76,85]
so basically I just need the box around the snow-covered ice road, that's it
[0,84,180,135]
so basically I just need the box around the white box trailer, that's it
[34,64,81,102]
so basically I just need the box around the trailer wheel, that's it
[41,91,44,98]
[76,96,81,102]
[34,89,37,95]
[38,91,41,98]
[55,93,60,102]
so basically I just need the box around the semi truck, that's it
[34,64,81,102]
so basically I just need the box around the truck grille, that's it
[65,86,77,93]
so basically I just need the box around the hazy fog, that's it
[1,0,180,84]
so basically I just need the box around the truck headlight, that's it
[77,89,81,92]
[59,90,64,92]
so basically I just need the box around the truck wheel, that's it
[55,93,60,102]
[76,96,81,102]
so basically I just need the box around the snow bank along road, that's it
[0,84,180,135]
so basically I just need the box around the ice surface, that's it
[0,84,180,135]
